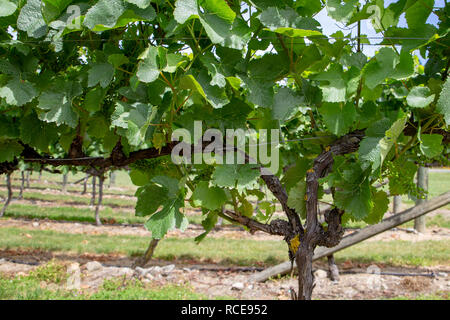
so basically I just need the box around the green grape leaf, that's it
[319,102,356,136]
[19,114,59,152]
[362,48,399,89]
[17,0,48,38]
[199,0,236,25]
[359,116,407,171]
[212,164,260,192]
[192,181,228,210]
[84,87,106,112]
[388,159,417,195]
[88,63,115,88]
[363,190,389,224]
[406,86,435,108]
[144,195,188,239]
[419,134,443,158]
[272,87,304,121]
[0,78,38,106]
[326,0,359,24]
[37,79,82,128]
[437,78,450,124]
[0,0,17,17]
[41,0,73,22]
[311,64,346,102]
[83,0,156,31]
[335,177,373,220]
[136,46,160,83]
[174,0,199,24]
[258,7,322,37]
[125,0,151,9]
[108,54,130,68]
[0,139,23,162]
[287,180,307,219]
[405,0,434,30]
[282,158,312,192]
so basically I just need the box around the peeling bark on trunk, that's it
[95,175,104,226]
[0,173,12,217]
[296,247,315,300]
[133,239,160,268]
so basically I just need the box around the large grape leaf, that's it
[319,102,356,136]
[405,0,434,30]
[144,195,188,239]
[258,6,322,37]
[419,134,443,158]
[17,0,48,38]
[388,158,417,195]
[173,0,199,24]
[272,87,304,121]
[136,176,188,239]
[362,48,398,89]
[0,0,17,17]
[212,164,260,193]
[406,86,435,108]
[88,63,115,88]
[0,78,38,106]
[0,139,23,162]
[359,116,407,171]
[111,101,157,146]
[37,79,82,128]
[326,0,359,24]
[287,180,307,219]
[334,172,373,220]
[363,190,389,224]
[41,0,73,22]
[311,64,346,102]
[20,114,59,152]
[437,78,450,124]
[192,181,228,210]
[83,0,156,31]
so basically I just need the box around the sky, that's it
[315,0,446,58]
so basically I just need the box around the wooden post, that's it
[327,255,339,281]
[393,195,402,214]
[26,171,30,188]
[19,171,25,200]
[62,173,68,193]
[108,171,116,188]
[90,176,96,206]
[94,175,104,226]
[0,173,13,217]
[414,166,428,233]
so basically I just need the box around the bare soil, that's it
[0,251,448,300]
